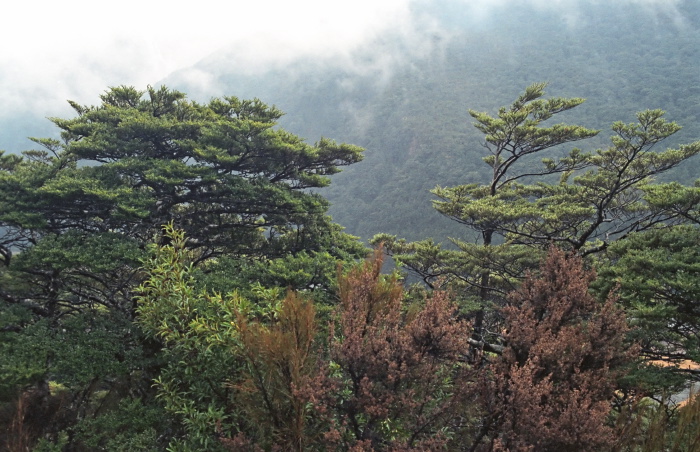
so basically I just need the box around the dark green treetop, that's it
[374,83,700,341]
[0,86,365,450]
[1,86,363,259]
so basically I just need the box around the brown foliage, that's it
[475,247,636,452]
[612,390,700,452]
[220,247,640,451]
[0,386,70,452]
[218,248,475,451]
[229,291,321,451]
[310,248,474,450]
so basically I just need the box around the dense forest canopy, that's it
[2,0,700,450]
[2,81,700,451]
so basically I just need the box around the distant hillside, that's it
[164,0,700,244]
[4,0,698,245]
[0,112,60,153]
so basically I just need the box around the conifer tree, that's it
[314,248,474,450]
[473,248,634,452]
[136,230,475,450]
[375,83,700,347]
[0,86,364,450]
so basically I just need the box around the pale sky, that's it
[1,0,413,118]
[0,0,686,121]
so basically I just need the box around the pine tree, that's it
[473,248,635,452]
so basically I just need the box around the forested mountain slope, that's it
[165,0,700,242]
[2,1,698,243]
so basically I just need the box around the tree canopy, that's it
[2,83,700,451]
[375,83,700,344]
[0,86,366,451]
[1,85,363,258]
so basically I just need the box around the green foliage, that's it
[377,84,700,350]
[135,227,251,450]
[136,226,320,450]
[136,228,475,450]
[643,180,700,224]
[430,105,699,257]
[71,398,168,452]
[593,225,700,392]
[0,309,50,392]
[1,86,363,259]
[0,86,364,450]
[33,435,69,452]
[193,218,366,309]
[2,314,140,388]
[376,84,598,302]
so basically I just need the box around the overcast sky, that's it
[0,0,687,122]
[1,0,416,119]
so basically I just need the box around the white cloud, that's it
[0,0,690,120]
[0,0,411,117]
